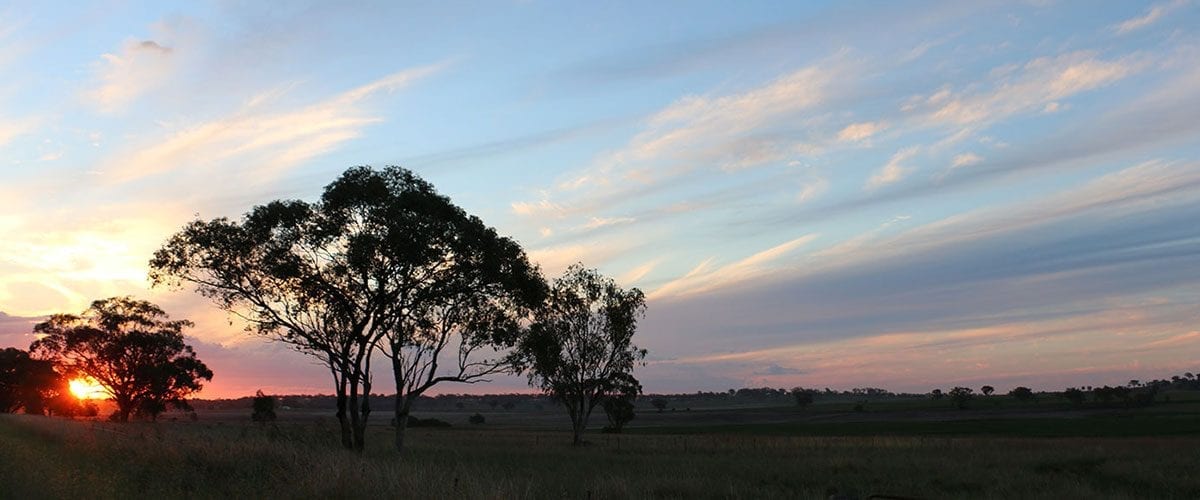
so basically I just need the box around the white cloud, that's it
[511,199,566,217]
[86,39,179,113]
[797,177,829,203]
[867,146,920,189]
[837,121,887,142]
[582,216,636,230]
[618,258,662,285]
[651,234,818,299]
[1113,0,1188,34]
[951,152,983,169]
[0,119,37,148]
[100,62,445,185]
[912,52,1140,127]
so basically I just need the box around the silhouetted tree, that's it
[790,387,815,408]
[512,265,647,446]
[1063,387,1086,405]
[29,298,212,422]
[980,385,994,396]
[948,386,973,409]
[651,398,668,412]
[252,390,277,422]
[0,348,64,414]
[601,395,636,433]
[152,166,543,453]
[930,389,944,400]
[1008,386,1034,402]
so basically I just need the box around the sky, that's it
[2,1,1199,398]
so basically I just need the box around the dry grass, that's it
[1,414,1198,499]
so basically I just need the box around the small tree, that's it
[790,387,815,408]
[29,298,212,422]
[980,385,994,396]
[252,390,277,422]
[930,389,944,400]
[1009,386,1034,402]
[601,395,636,433]
[511,264,647,445]
[468,413,486,425]
[651,398,669,413]
[948,386,973,409]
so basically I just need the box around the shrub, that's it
[468,413,486,425]
[949,387,974,409]
[251,390,276,422]
[407,416,452,428]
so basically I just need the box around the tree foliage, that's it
[601,395,636,433]
[790,387,816,408]
[1009,386,1035,402]
[151,165,544,453]
[29,297,212,422]
[252,390,277,422]
[0,348,64,414]
[980,385,995,396]
[948,386,973,409]
[512,264,647,445]
[1063,387,1086,405]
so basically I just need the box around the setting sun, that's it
[68,378,108,400]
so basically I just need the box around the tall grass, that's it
[1,414,1198,499]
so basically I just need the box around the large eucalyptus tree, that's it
[151,166,544,452]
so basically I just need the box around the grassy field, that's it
[2,412,1200,499]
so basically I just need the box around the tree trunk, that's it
[348,377,365,452]
[391,358,411,454]
[572,421,584,446]
[356,385,371,452]
[393,399,410,454]
[115,397,132,422]
[569,398,586,446]
[335,389,353,449]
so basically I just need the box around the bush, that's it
[468,413,485,425]
[949,387,974,409]
[1009,386,1035,402]
[405,416,452,428]
[251,390,276,422]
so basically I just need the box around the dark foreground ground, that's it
[2,396,1200,499]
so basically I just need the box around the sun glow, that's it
[69,378,108,400]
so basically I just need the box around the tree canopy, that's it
[0,347,62,414]
[29,297,212,421]
[512,264,647,445]
[151,165,545,452]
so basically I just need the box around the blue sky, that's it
[1,1,1199,397]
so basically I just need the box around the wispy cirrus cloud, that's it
[907,51,1141,128]
[86,38,179,113]
[101,62,446,185]
[837,121,887,142]
[1113,0,1189,34]
[866,146,920,189]
[651,234,818,299]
